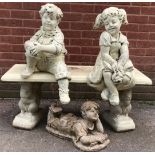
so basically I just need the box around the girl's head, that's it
[39,3,63,31]
[93,7,128,33]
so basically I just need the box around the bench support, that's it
[12,82,43,129]
[102,89,135,132]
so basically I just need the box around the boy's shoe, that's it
[101,89,109,101]
[21,68,35,79]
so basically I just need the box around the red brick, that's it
[121,24,138,32]
[63,13,82,21]
[141,7,155,15]
[0,3,22,9]
[64,39,70,46]
[71,22,93,30]
[144,64,155,72]
[151,2,155,6]
[63,30,81,38]
[82,13,97,22]
[0,27,11,35]
[131,56,155,64]
[82,30,101,38]
[145,48,155,56]
[0,43,12,52]
[149,33,155,40]
[95,5,140,14]
[148,16,155,24]
[11,10,35,19]
[10,36,24,44]
[23,19,41,28]
[93,39,99,46]
[66,46,81,54]
[12,44,24,53]
[81,46,99,55]
[0,52,24,60]
[128,15,148,24]
[149,41,155,48]
[69,54,92,62]
[0,59,23,67]
[130,48,146,56]
[131,2,151,6]
[94,4,110,13]
[11,28,35,36]
[129,40,137,48]
[59,22,70,30]
[0,10,10,18]
[22,2,43,10]
[34,11,40,19]
[127,32,149,40]
[136,40,151,48]
[0,36,11,43]
[54,2,70,12]
[70,38,93,46]
[0,18,22,27]
[139,24,155,32]
[104,2,131,6]
[70,3,94,13]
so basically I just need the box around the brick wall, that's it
[0,2,155,100]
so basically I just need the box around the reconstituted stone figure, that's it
[87,7,136,131]
[46,101,110,151]
[21,3,70,104]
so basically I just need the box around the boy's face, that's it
[42,12,58,31]
[104,16,122,36]
[85,107,99,122]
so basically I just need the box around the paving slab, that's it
[0,99,155,152]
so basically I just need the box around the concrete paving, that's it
[0,98,155,152]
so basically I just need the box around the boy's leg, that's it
[21,55,38,79]
[103,71,119,105]
[58,78,70,104]
[47,60,70,104]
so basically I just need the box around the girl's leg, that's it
[103,71,119,105]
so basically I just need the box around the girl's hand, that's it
[112,62,118,72]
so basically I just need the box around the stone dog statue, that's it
[46,101,110,151]
[21,3,70,104]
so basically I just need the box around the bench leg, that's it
[103,89,135,132]
[12,82,43,130]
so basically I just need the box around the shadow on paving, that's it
[0,98,155,152]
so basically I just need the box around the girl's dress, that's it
[88,31,135,91]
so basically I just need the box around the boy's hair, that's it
[81,101,99,113]
[93,7,128,29]
[39,3,63,23]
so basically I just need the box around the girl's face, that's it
[104,16,122,36]
[41,12,58,31]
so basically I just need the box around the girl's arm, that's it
[118,44,129,66]
[100,46,117,66]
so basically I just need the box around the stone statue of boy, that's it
[21,3,70,104]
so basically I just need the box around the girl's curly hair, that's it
[93,7,128,29]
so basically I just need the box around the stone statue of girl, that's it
[21,3,70,104]
[87,7,135,131]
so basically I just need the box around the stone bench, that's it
[1,64,152,130]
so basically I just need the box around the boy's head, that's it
[81,101,99,122]
[39,3,63,31]
[93,7,128,30]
